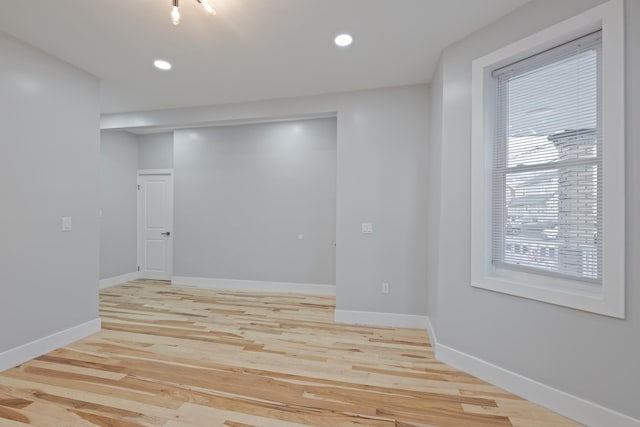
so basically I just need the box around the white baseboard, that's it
[424,316,438,352]
[0,318,101,372]
[433,341,640,427]
[171,276,336,296]
[99,272,139,289]
[334,309,429,329]
[425,316,639,425]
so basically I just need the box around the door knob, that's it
[161,232,171,236]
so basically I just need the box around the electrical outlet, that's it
[382,282,390,294]
[61,217,73,232]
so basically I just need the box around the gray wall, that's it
[426,61,443,331]
[0,32,100,352]
[100,131,139,280]
[102,84,430,316]
[334,87,428,315]
[139,132,173,170]
[174,118,337,285]
[429,0,640,419]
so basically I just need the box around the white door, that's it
[138,172,173,280]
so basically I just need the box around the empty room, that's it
[0,0,638,426]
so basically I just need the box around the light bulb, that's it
[171,6,181,25]
[201,0,216,15]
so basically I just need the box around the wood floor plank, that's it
[0,280,582,426]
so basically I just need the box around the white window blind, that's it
[492,31,602,283]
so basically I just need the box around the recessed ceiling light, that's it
[334,34,353,47]
[153,60,172,71]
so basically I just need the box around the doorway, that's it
[138,170,173,280]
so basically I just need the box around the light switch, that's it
[297,234,304,240]
[361,223,373,234]
[61,217,73,232]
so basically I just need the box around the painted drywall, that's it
[102,84,430,316]
[139,132,173,170]
[0,32,100,352]
[100,130,139,280]
[430,0,639,419]
[426,61,443,332]
[173,118,336,285]
[333,88,428,316]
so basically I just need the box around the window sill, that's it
[471,271,623,318]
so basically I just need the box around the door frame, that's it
[137,169,174,280]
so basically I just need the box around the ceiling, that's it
[0,0,531,114]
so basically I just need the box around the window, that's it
[471,0,624,318]
[493,32,602,283]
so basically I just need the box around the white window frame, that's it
[470,0,625,318]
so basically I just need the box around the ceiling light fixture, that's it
[334,34,353,47]
[171,0,216,26]
[154,60,172,70]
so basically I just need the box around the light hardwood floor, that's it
[0,280,581,426]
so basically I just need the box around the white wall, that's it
[173,118,336,285]
[102,84,430,316]
[0,33,100,358]
[139,132,173,170]
[100,130,139,280]
[429,0,640,420]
